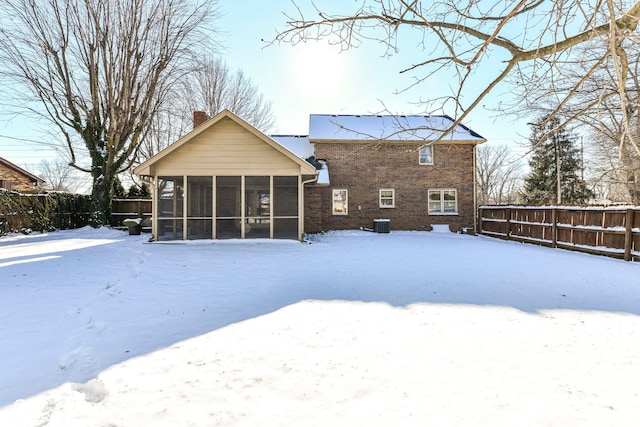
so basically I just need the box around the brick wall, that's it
[0,165,38,192]
[304,142,476,233]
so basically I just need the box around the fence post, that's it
[624,208,633,262]
[551,207,558,248]
[505,207,511,240]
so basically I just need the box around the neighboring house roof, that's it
[134,109,318,177]
[0,156,45,184]
[308,114,486,143]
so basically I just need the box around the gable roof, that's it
[134,109,318,177]
[0,156,45,184]
[308,114,486,143]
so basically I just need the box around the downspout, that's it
[300,173,319,241]
[473,144,478,233]
[139,175,156,241]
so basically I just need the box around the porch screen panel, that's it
[273,176,299,239]
[273,176,298,216]
[273,218,298,239]
[157,176,184,241]
[245,176,270,239]
[187,176,212,240]
[216,176,241,239]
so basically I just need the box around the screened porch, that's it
[155,175,301,241]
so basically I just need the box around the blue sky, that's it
[0,0,531,173]
[218,1,531,138]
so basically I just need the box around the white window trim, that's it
[428,189,458,215]
[379,188,395,208]
[332,188,348,215]
[419,145,434,165]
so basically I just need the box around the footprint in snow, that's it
[72,379,109,403]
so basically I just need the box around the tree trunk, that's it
[89,162,117,227]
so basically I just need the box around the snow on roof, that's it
[317,160,330,185]
[269,135,329,184]
[270,135,315,159]
[308,114,486,142]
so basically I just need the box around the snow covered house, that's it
[134,110,486,241]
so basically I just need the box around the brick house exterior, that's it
[0,156,45,192]
[292,114,486,234]
[305,142,477,233]
[135,110,485,241]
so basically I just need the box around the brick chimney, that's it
[193,111,211,129]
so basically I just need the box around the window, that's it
[379,189,395,208]
[428,189,458,214]
[419,145,433,165]
[332,189,348,215]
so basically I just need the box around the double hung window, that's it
[379,189,395,208]
[332,189,348,215]
[428,189,457,214]
[419,146,433,165]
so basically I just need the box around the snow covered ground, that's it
[1,227,639,426]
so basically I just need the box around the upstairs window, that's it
[428,189,458,214]
[419,145,433,165]
[379,189,395,208]
[332,189,348,215]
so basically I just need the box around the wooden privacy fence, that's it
[110,198,152,231]
[479,206,640,262]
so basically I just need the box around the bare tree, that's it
[558,40,640,203]
[135,106,191,170]
[274,1,640,159]
[587,133,640,203]
[0,0,219,225]
[135,56,276,164]
[38,159,81,193]
[185,57,276,132]
[583,104,640,203]
[476,145,522,205]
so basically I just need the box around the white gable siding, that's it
[152,118,302,176]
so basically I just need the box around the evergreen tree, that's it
[127,184,143,198]
[125,182,151,198]
[521,117,594,205]
[112,177,127,199]
[140,183,151,199]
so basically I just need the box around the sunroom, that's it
[134,110,318,241]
